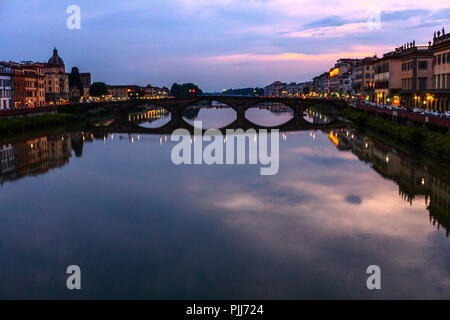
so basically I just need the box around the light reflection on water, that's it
[131,108,172,128]
[0,108,448,299]
[304,107,331,124]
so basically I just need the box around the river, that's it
[0,106,448,299]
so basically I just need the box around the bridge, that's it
[69,96,346,120]
[69,96,346,132]
[84,97,348,135]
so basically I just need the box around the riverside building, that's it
[431,28,450,111]
[0,62,13,110]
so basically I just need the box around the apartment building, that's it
[0,62,13,110]
[431,29,450,111]
[11,62,45,108]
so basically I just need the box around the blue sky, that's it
[0,0,448,91]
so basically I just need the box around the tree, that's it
[89,82,109,97]
[303,86,310,95]
[128,88,145,100]
[170,83,203,98]
[69,67,83,93]
[222,87,263,96]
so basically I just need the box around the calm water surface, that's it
[0,107,449,299]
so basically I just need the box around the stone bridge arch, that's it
[75,96,347,126]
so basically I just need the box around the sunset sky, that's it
[1,0,449,91]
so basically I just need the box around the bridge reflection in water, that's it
[118,105,345,135]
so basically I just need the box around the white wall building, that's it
[0,63,13,110]
[264,81,286,96]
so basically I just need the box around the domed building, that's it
[47,48,65,72]
[44,47,69,104]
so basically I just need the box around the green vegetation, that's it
[84,107,113,118]
[222,87,264,96]
[89,82,109,97]
[340,108,450,159]
[128,88,145,100]
[69,67,83,95]
[170,83,203,98]
[0,106,118,136]
[0,114,77,136]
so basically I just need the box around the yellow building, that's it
[44,48,69,104]
[354,56,376,99]
[11,62,45,108]
[398,43,434,108]
[431,29,450,111]
[374,52,402,105]
[107,85,139,99]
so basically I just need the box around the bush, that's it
[0,114,75,135]
[340,108,450,159]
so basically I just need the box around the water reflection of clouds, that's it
[178,131,449,298]
[345,195,362,205]
[288,144,359,161]
[245,108,293,127]
[183,108,236,129]
[0,128,448,299]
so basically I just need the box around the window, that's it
[418,78,427,90]
[438,55,441,64]
[447,54,450,63]
[418,61,427,69]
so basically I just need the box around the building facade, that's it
[398,43,433,108]
[11,62,45,108]
[44,48,69,104]
[431,29,450,111]
[328,59,360,95]
[284,82,300,96]
[313,72,330,94]
[144,85,169,98]
[354,57,376,100]
[80,72,91,98]
[264,81,287,96]
[0,62,13,110]
[308,27,449,111]
[374,51,402,105]
[107,85,141,99]
[341,70,354,95]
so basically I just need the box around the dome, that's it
[47,47,65,66]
